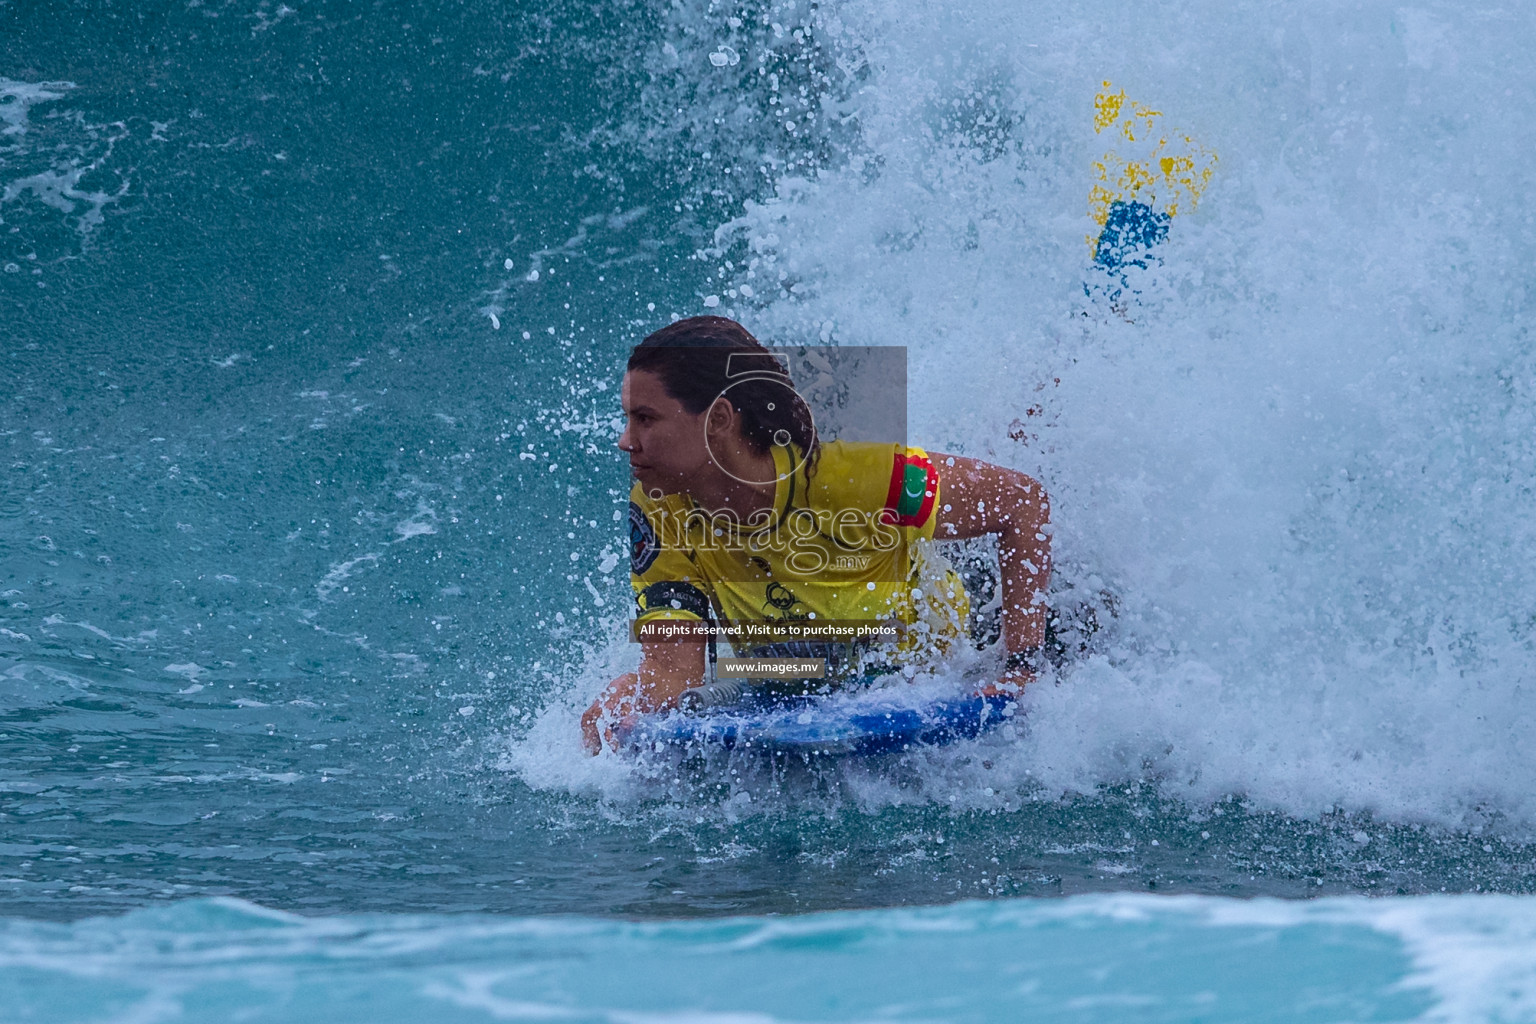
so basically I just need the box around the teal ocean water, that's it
[4,0,1536,1019]
[8,894,1532,1023]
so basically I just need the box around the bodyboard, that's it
[615,691,1018,756]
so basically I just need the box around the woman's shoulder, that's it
[813,437,932,472]
[628,480,694,514]
[807,439,931,509]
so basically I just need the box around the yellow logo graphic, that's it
[1088,81,1217,259]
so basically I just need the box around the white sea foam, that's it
[315,553,380,601]
[1,77,133,248]
[1362,896,1536,1024]
[522,0,1536,833]
[0,78,74,137]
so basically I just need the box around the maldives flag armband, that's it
[883,451,938,528]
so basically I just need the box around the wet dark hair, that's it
[628,316,821,478]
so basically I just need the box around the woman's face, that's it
[618,370,714,496]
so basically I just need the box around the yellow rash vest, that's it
[627,440,970,665]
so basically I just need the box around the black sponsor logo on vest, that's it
[759,580,812,624]
[637,581,710,620]
[764,581,798,610]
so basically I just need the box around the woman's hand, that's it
[581,673,638,755]
[580,639,707,755]
[977,665,1034,698]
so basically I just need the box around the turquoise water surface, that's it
[5,0,1536,1019]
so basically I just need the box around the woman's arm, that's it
[581,638,707,753]
[930,453,1051,682]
